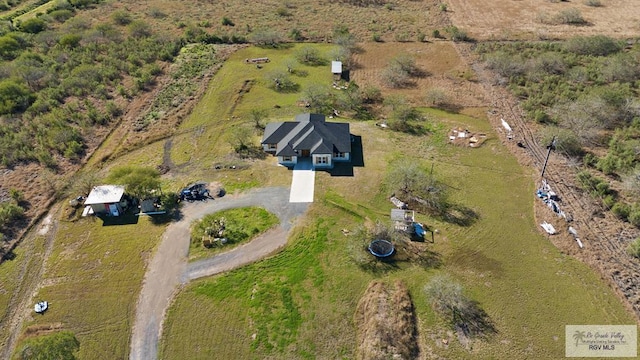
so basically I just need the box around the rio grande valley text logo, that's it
[566,325,637,357]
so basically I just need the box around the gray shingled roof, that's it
[261,113,351,156]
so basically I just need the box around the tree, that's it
[386,160,449,215]
[424,274,494,337]
[295,45,325,66]
[106,166,161,199]
[249,108,268,130]
[228,125,264,159]
[425,88,448,107]
[381,62,411,88]
[265,70,298,92]
[302,84,333,114]
[249,29,282,47]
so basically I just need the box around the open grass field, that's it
[2,0,640,357]
[11,215,168,359]
[446,0,640,40]
[158,45,636,359]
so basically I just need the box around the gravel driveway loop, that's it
[129,187,308,360]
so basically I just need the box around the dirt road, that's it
[129,187,308,360]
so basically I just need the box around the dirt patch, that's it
[354,280,421,360]
[18,322,64,342]
[351,42,487,108]
[446,0,640,40]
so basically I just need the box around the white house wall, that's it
[278,155,298,165]
[312,154,332,168]
[333,152,350,162]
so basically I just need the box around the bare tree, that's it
[424,274,495,338]
[249,108,268,130]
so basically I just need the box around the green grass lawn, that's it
[158,46,636,359]
[13,216,168,359]
[189,206,279,262]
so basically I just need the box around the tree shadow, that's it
[394,239,443,269]
[454,300,498,341]
[356,253,402,275]
[439,204,480,227]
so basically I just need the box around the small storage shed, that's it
[331,61,342,81]
[84,185,126,216]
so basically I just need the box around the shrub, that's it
[444,25,470,42]
[0,200,24,228]
[19,18,47,33]
[372,33,382,42]
[128,20,152,38]
[148,7,166,18]
[16,331,79,360]
[276,7,291,17]
[49,9,75,22]
[111,10,132,25]
[564,35,622,56]
[630,209,640,228]
[584,0,602,7]
[540,127,583,157]
[612,202,631,220]
[289,28,303,41]
[0,35,20,60]
[628,237,640,258]
[554,8,587,25]
[58,33,82,48]
[221,17,234,26]
[0,79,35,114]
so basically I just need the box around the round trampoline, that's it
[368,239,395,258]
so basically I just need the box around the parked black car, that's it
[179,182,211,202]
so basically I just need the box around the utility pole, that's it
[541,136,556,179]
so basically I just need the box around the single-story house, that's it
[84,185,127,216]
[331,61,342,81]
[261,113,351,169]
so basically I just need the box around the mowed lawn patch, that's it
[189,206,279,262]
[14,216,167,359]
[160,101,635,359]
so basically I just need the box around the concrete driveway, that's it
[289,160,315,203]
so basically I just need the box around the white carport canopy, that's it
[84,185,125,205]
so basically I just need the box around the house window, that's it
[267,144,277,150]
[316,156,329,165]
[282,156,293,162]
[334,152,345,158]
